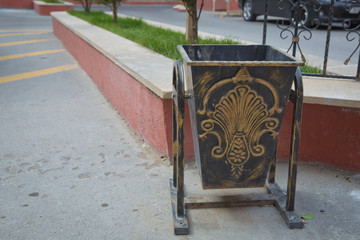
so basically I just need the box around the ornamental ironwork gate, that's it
[262,0,360,80]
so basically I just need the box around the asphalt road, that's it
[0,10,78,84]
[85,4,359,66]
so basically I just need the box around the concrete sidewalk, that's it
[0,9,360,240]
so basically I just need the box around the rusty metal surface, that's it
[286,68,303,211]
[170,179,189,235]
[171,60,187,233]
[172,60,185,217]
[185,193,276,209]
[267,182,304,229]
[180,45,302,189]
[178,45,304,67]
[170,45,305,235]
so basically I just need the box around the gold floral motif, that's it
[199,68,281,178]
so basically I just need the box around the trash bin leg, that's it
[267,182,304,229]
[267,67,304,229]
[286,68,303,212]
[170,60,189,235]
[268,149,277,184]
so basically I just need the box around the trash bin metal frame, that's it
[170,60,189,235]
[170,45,305,235]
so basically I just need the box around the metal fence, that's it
[262,0,360,81]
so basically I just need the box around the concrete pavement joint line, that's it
[0,64,78,84]
[0,31,51,37]
[0,49,65,61]
[0,38,54,47]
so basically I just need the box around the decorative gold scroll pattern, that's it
[198,68,281,178]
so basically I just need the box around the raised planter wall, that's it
[65,0,178,5]
[278,103,360,170]
[123,0,178,5]
[52,12,360,171]
[34,1,74,16]
[0,0,34,9]
[197,0,241,11]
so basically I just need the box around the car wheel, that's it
[243,0,257,21]
[291,4,314,28]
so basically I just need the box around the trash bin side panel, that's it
[188,92,202,177]
[189,65,297,189]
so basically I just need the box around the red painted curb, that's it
[198,0,241,11]
[0,0,34,9]
[35,2,74,16]
[277,103,360,171]
[123,2,178,5]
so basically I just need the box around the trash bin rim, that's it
[177,44,305,67]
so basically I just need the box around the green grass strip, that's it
[68,10,237,60]
[42,0,63,3]
[68,10,321,74]
[300,64,322,74]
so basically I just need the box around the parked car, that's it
[239,0,360,28]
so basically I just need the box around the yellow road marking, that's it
[0,38,54,47]
[0,49,65,61]
[0,64,78,84]
[0,29,49,33]
[0,31,51,37]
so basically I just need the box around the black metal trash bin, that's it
[171,45,305,235]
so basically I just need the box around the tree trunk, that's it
[185,7,198,44]
[112,0,118,23]
[185,12,192,42]
[84,0,91,12]
[191,11,198,43]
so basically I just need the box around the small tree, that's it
[75,0,93,12]
[96,0,123,23]
[182,0,204,44]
